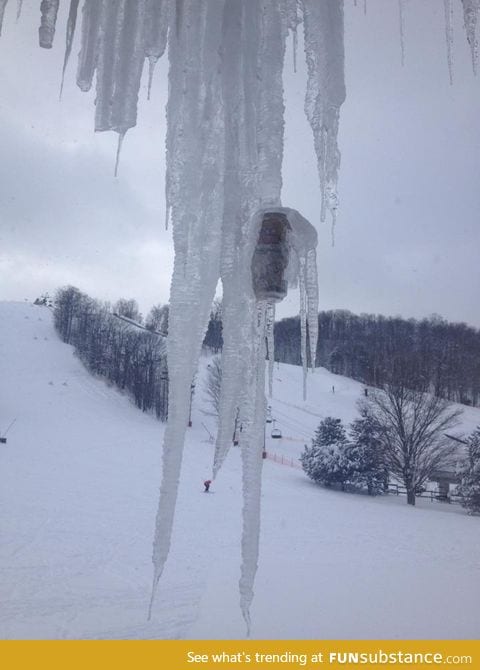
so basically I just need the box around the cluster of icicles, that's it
[1,0,478,636]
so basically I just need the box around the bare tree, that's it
[365,381,463,505]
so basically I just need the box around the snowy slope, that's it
[263,360,480,466]
[0,302,479,639]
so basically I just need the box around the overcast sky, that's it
[0,1,479,327]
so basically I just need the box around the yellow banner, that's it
[1,640,478,670]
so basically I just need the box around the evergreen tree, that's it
[457,426,480,515]
[347,406,388,495]
[301,417,351,490]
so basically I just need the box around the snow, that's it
[1,301,479,639]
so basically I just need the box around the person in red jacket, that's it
[204,480,211,493]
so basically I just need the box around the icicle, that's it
[150,0,226,615]
[298,257,308,401]
[39,0,59,49]
[16,0,22,22]
[212,0,288,482]
[462,0,480,74]
[95,0,147,135]
[147,58,156,100]
[145,0,171,99]
[0,0,8,37]
[239,301,267,635]
[305,248,319,371]
[398,0,406,66]
[266,302,275,398]
[364,0,367,15]
[164,202,170,231]
[60,0,80,99]
[444,0,454,85]
[281,0,300,73]
[292,23,298,72]
[114,131,125,177]
[77,0,103,92]
[302,0,346,226]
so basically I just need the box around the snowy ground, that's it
[0,302,479,639]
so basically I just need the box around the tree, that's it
[113,298,142,323]
[203,299,223,353]
[204,355,222,417]
[300,417,352,490]
[145,304,169,334]
[366,379,462,505]
[347,406,388,496]
[457,426,480,515]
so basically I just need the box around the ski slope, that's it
[0,301,479,639]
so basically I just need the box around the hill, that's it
[0,302,479,639]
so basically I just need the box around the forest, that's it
[274,311,480,408]
[53,288,480,416]
[53,287,169,421]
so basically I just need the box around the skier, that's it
[204,479,211,493]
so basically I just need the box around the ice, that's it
[95,0,147,135]
[145,0,171,99]
[283,207,319,397]
[462,0,480,73]
[238,302,268,635]
[150,0,226,615]
[299,256,308,401]
[39,0,59,49]
[302,0,346,226]
[444,0,454,84]
[77,0,103,92]
[266,302,275,398]
[60,0,80,98]
[114,131,125,177]
[0,0,8,37]
[281,0,300,72]
[16,0,22,21]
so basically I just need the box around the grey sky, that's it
[0,1,479,327]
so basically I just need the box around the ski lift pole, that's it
[262,418,267,459]
[188,381,195,427]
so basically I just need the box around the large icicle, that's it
[60,0,80,98]
[238,302,267,635]
[283,207,319,398]
[462,0,480,73]
[145,0,171,99]
[305,247,319,370]
[212,0,289,481]
[302,0,346,226]
[266,302,275,398]
[39,0,59,49]
[444,0,454,84]
[77,0,103,92]
[298,256,308,401]
[150,0,226,615]
[95,0,147,135]
[0,0,8,37]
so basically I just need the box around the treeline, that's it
[54,286,169,420]
[274,310,480,407]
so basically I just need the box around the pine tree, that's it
[301,417,351,490]
[457,426,480,515]
[347,406,388,495]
